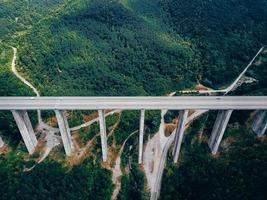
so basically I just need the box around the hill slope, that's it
[14,0,200,95]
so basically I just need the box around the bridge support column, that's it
[12,110,37,154]
[55,110,74,156]
[173,110,189,163]
[0,136,4,148]
[98,110,108,162]
[138,109,145,164]
[209,110,233,154]
[252,110,267,136]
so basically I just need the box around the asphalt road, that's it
[0,96,266,110]
[150,110,209,200]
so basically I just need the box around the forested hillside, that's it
[1,0,266,96]
[160,0,267,87]
[0,0,65,38]
[0,0,267,200]
[0,154,112,200]
[15,0,200,95]
[160,112,267,200]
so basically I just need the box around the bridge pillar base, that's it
[173,110,189,163]
[98,110,108,162]
[252,110,267,137]
[0,136,4,148]
[209,110,233,154]
[12,110,37,154]
[55,110,74,156]
[138,109,145,164]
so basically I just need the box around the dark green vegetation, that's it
[119,166,149,200]
[0,45,34,149]
[0,45,33,96]
[0,0,65,38]
[79,113,119,145]
[160,0,267,88]
[118,123,150,200]
[0,154,112,200]
[113,110,160,145]
[236,53,267,96]
[1,0,267,200]
[2,0,266,96]
[161,111,267,200]
[15,0,200,95]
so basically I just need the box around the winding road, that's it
[11,46,42,123]
[149,46,266,200]
[179,46,265,94]
[70,110,121,131]
[111,130,138,200]
[150,109,208,200]
[9,45,266,199]
[10,46,120,131]
[9,47,122,167]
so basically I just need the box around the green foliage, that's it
[234,53,267,96]
[67,110,89,127]
[118,164,149,200]
[13,0,199,96]
[0,45,37,147]
[0,155,113,200]
[114,111,139,145]
[117,124,149,199]
[79,122,99,145]
[106,113,120,128]
[78,113,119,145]
[114,110,160,146]
[160,118,267,200]
[116,115,156,200]
[0,0,66,39]
[0,111,22,148]
[1,0,267,199]
[144,110,161,134]
[0,45,33,96]
[160,0,267,88]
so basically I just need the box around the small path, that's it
[10,47,40,97]
[10,46,124,164]
[111,130,138,200]
[10,46,42,123]
[38,130,60,163]
[10,46,121,132]
[146,47,265,199]
[179,46,265,94]
[70,110,121,131]
[68,111,122,166]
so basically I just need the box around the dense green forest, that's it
[160,0,267,87]
[0,0,267,200]
[1,0,266,96]
[0,153,112,200]
[15,0,200,95]
[160,112,267,200]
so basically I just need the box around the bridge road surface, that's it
[0,96,267,110]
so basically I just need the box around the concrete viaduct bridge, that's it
[0,96,267,165]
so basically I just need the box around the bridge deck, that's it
[0,96,266,110]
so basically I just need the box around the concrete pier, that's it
[252,110,267,136]
[173,110,189,163]
[0,136,4,148]
[98,110,108,162]
[12,110,37,154]
[209,110,233,154]
[138,109,145,164]
[55,110,74,156]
